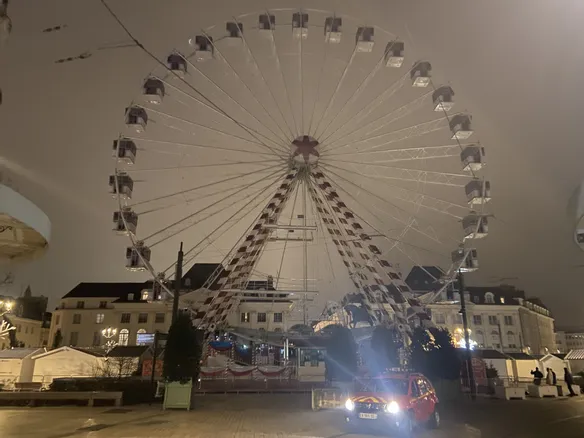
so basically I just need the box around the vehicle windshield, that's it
[354,378,409,395]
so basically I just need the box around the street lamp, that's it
[101,327,118,353]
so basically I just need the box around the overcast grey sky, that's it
[2,0,584,326]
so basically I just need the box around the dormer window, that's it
[485,292,495,304]
[128,293,134,301]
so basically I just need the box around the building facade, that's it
[554,330,584,353]
[427,286,555,355]
[1,286,50,349]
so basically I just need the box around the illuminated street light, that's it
[101,327,118,354]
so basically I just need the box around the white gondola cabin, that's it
[259,13,275,32]
[112,138,137,165]
[461,145,486,172]
[450,114,473,140]
[356,27,374,52]
[292,12,308,39]
[109,173,134,200]
[125,106,147,133]
[226,22,243,45]
[166,53,187,77]
[411,61,432,87]
[462,213,489,240]
[126,241,151,272]
[451,248,479,272]
[432,86,455,111]
[142,77,164,104]
[385,41,405,68]
[113,207,138,236]
[465,179,491,205]
[324,17,342,43]
[189,35,214,62]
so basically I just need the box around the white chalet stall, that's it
[0,348,45,389]
[31,346,105,387]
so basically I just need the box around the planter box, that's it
[494,385,525,400]
[528,384,557,398]
[557,385,582,396]
[163,381,193,410]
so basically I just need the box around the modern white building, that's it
[555,329,584,353]
[427,286,555,355]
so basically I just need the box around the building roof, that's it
[182,263,224,290]
[0,348,44,359]
[63,282,147,299]
[465,286,525,306]
[506,352,536,360]
[107,345,151,358]
[72,347,105,357]
[552,353,567,360]
[566,349,584,360]
[465,349,510,360]
[404,266,445,292]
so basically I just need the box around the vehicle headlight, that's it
[345,399,355,411]
[385,401,400,414]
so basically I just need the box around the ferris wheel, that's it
[109,9,491,332]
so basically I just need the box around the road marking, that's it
[548,414,582,425]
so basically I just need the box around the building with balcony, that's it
[427,285,555,355]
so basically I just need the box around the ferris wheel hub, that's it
[291,135,320,166]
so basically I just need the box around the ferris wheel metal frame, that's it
[109,7,492,334]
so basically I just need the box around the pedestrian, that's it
[552,369,557,386]
[546,368,553,385]
[531,367,543,385]
[564,367,577,396]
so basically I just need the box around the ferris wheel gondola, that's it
[109,9,492,333]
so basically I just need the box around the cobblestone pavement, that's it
[3,394,584,438]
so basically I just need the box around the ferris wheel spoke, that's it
[136,178,272,216]
[325,143,463,162]
[265,9,300,137]
[124,158,282,174]
[306,25,333,138]
[322,90,434,153]
[126,137,283,159]
[138,105,287,158]
[312,33,361,139]
[317,40,395,142]
[154,76,289,150]
[275,181,300,290]
[179,57,291,155]
[237,16,296,140]
[318,168,448,246]
[200,30,292,145]
[146,168,285,248]
[129,164,286,208]
[321,71,410,146]
[327,160,472,187]
[321,163,467,220]
[164,176,284,275]
[331,115,455,155]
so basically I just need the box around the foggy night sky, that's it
[2,0,584,327]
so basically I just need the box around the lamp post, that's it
[458,270,476,401]
[101,327,118,354]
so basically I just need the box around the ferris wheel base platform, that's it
[0,184,51,263]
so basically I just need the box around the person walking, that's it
[546,368,553,385]
[552,369,557,386]
[564,367,577,396]
[531,367,544,385]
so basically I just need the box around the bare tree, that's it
[95,356,138,379]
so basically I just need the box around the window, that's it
[76,301,85,309]
[273,313,283,323]
[473,295,480,304]
[500,297,505,304]
[136,329,147,345]
[241,312,250,323]
[454,313,463,324]
[504,315,513,326]
[475,330,485,348]
[257,313,267,323]
[70,332,79,346]
[118,329,129,346]
[92,331,101,347]
[73,314,81,324]
[99,301,108,309]
[488,315,498,325]
[155,313,165,324]
[138,313,148,323]
[95,313,105,324]
[410,380,420,398]
[142,291,149,301]
[120,313,131,324]
[507,331,516,348]
[472,315,482,325]
[485,292,495,304]
[434,313,445,324]
[55,315,60,325]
